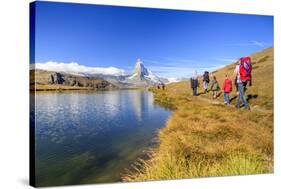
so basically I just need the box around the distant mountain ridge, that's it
[31,59,174,90]
[30,69,117,91]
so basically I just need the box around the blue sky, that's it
[32,1,273,78]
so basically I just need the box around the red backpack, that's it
[239,57,252,81]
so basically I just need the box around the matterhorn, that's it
[126,58,162,86]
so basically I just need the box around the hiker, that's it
[203,71,210,93]
[161,83,165,90]
[210,76,220,99]
[157,84,161,89]
[235,57,252,110]
[223,74,232,104]
[190,71,199,96]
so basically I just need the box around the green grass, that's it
[122,47,274,182]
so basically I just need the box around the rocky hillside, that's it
[30,69,117,91]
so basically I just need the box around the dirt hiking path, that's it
[195,95,272,114]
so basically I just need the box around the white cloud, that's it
[166,77,180,83]
[252,40,265,47]
[140,58,227,78]
[149,63,225,78]
[227,40,270,47]
[32,61,126,76]
[215,58,237,63]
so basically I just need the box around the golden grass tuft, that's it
[123,98,273,181]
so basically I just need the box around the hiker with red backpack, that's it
[223,74,232,104]
[235,57,252,110]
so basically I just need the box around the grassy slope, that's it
[161,47,273,110]
[123,47,273,181]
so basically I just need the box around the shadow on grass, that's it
[217,91,223,97]
[230,95,238,103]
[230,94,258,103]
[247,94,258,102]
[197,91,206,96]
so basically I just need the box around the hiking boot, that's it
[242,106,251,111]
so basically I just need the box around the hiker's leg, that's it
[241,85,249,108]
[235,84,239,97]
[236,94,242,108]
[236,84,243,108]
[226,93,230,104]
[224,93,229,103]
[213,91,216,98]
[242,96,249,109]
[224,93,227,102]
[243,81,248,93]
[203,81,205,91]
[203,81,207,92]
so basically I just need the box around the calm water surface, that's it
[32,90,171,186]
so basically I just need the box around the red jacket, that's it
[223,78,232,93]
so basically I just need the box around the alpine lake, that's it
[31,89,171,186]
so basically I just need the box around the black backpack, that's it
[203,72,209,82]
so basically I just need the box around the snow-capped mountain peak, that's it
[132,58,149,77]
[127,59,162,85]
